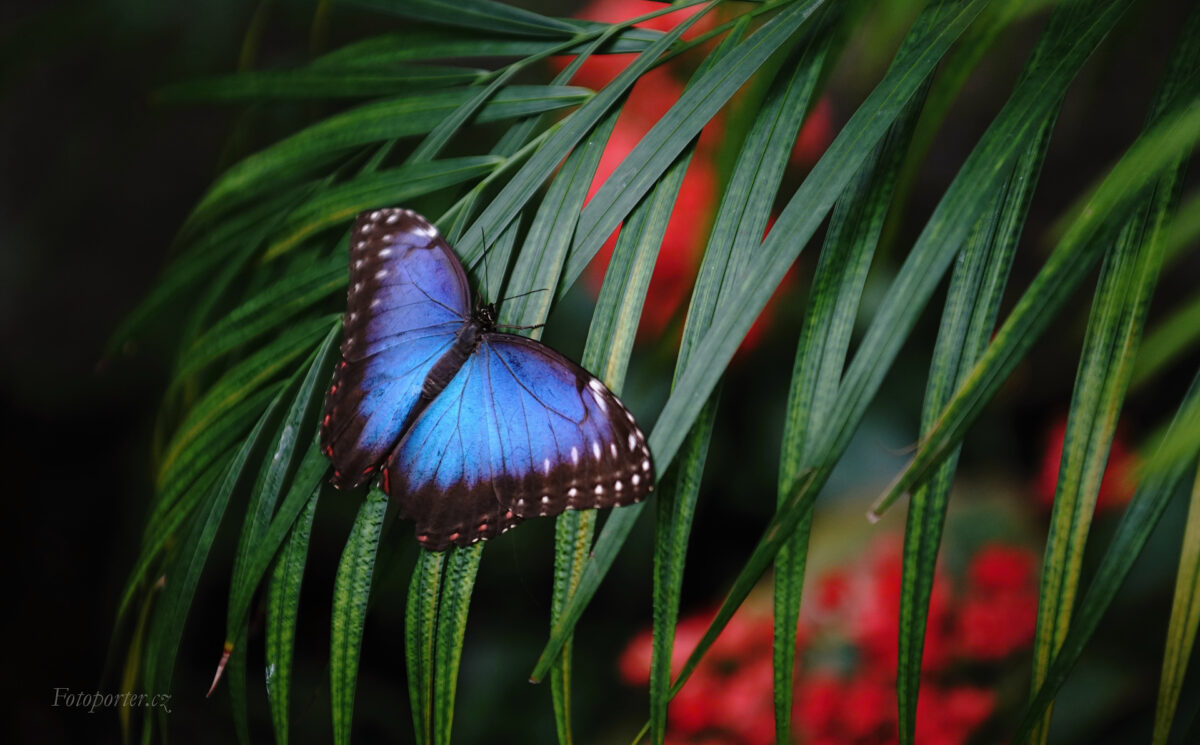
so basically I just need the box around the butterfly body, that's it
[321,208,653,550]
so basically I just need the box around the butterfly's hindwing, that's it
[384,332,654,550]
[321,209,471,489]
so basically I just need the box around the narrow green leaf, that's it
[1132,291,1200,388]
[558,0,829,294]
[144,380,286,698]
[141,450,237,696]
[1155,467,1200,745]
[264,157,501,260]
[175,236,264,361]
[870,31,1200,518]
[406,21,607,168]
[109,184,315,353]
[191,85,590,224]
[228,627,250,745]
[428,15,717,736]
[157,65,486,103]
[455,0,714,267]
[157,316,334,490]
[650,398,716,742]
[774,62,928,745]
[679,11,828,367]
[120,574,158,741]
[1028,15,1200,740]
[220,435,336,680]
[488,103,617,745]
[1011,371,1200,744]
[311,27,661,68]
[406,551,446,745]
[266,489,321,745]
[647,11,833,741]
[331,487,390,745]
[432,544,483,745]
[120,384,281,624]
[219,329,337,631]
[493,30,614,164]
[351,0,578,38]
[172,257,345,386]
[497,109,619,329]
[586,153,691,384]
[898,117,1045,744]
[1164,187,1200,262]
[477,212,521,305]
[534,23,734,730]
[547,505,593,745]
[885,0,1036,253]
[577,138,695,745]
[408,67,523,166]
[530,0,993,682]
[219,328,338,730]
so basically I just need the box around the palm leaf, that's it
[265,488,321,745]
[1153,465,1200,745]
[330,487,390,745]
[532,0,993,681]
[643,8,840,741]
[116,2,1200,743]
[896,121,1046,743]
[190,84,589,224]
[1026,11,1200,739]
[780,51,930,745]
[1011,371,1200,744]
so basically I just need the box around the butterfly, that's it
[320,208,654,550]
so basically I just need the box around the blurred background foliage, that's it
[3,0,1200,744]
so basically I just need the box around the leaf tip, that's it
[206,642,233,698]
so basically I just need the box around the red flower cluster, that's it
[958,545,1039,661]
[559,0,833,346]
[1034,415,1139,511]
[618,538,1041,744]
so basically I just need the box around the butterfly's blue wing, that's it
[321,209,471,489]
[383,333,653,549]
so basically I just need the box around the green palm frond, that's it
[114,1,1200,743]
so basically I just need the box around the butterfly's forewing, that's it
[384,333,654,550]
[322,209,471,489]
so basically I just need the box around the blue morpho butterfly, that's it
[321,208,654,550]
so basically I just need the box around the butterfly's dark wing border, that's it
[383,332,653,550]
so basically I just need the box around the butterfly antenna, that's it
[480,224,493,304]
[493,287,551,331]
[498,287,550,302]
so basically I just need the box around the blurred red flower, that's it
[794,673,842,736]
[957,543,1039,661]
[847,541,956,673]
[791,96,835,167]
[839,672,896,739]
[968,543,1036,593]
[555,0,718,341]
[619,538,1039,744]
[914,685,996,745]
[1035,415,1139,511]
[555,0,715,95]
[557,1,833,350]
[582,113,717,339]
